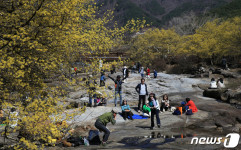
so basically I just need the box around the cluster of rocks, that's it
[203,87,241,105]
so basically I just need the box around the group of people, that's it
[93,74,199,146]
[209,78,225,89]
[139,67,157,78]
[88,65,200,146]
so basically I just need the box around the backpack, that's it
[186,109,193,115]
[88,130,101,145]
[173,109,181,115]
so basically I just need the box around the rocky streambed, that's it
[54,72,241,149]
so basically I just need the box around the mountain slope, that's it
[97,0,235,26]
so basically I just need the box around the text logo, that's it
[191,133,240,148]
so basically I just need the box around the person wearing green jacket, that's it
[94,109,118,146]
[143,103,151,117]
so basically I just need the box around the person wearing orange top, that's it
[185,98,198,113]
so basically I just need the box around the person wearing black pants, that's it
[94,109,117,146]
[135,78,148,113]
[148,93,161,130]
[121,100,133,120]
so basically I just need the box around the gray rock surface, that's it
[51,72,241,149]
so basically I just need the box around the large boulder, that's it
[221,70,240,78]
[228,87,241,105]
[220,87,241,104]
[203,89,223,99]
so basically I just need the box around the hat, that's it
[124,66,127,69]
[112,108,118,114]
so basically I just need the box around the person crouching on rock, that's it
[121,100,133,120]
[94,108,118,146]
[148,93,161,130]
[185,98,198,113]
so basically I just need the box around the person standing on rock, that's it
[140,67,144,78]
[153,69,157,78]
[86,75,97,107]
[95,109,118,146]
[108,75,126,107]
[135,78,148,113]
[146,67,150,78]
[100,72,106,87]
[148,93,160,130]
[122,66,129,83]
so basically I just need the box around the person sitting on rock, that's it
[160,94,171,113]
[94,92,107,107]
[217,78,225,88]
[185,98,198,113]
[209,78,217,89]
[143,103,151,117]
[121,100,133,120]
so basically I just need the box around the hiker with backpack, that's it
[148,93,161,130]
[135,78,148,113]
[108,74,126,107]
[94,109,118,146]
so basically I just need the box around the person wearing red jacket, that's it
[146,67,150,78]
[185,98,198,113]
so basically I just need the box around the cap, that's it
[112,108,118,114]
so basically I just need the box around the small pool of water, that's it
[119,132,195,146]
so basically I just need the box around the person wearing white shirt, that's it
[148,93,160,130]
[210,78,217,89]
[135,78,148,113]
[217,78,225,88]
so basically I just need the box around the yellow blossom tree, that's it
[0,0,145,149]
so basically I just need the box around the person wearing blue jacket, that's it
[100,72,106,87]
[153,69,157,78]
[121,100,133,120]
